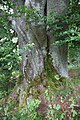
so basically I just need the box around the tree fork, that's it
[12,0,69,106]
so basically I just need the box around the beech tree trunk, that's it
[12,0,69,105]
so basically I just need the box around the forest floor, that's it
[0,65,80,120]
[37,65,80,119]
[69,66,80,100]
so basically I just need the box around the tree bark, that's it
[47,0,69,77]
[12,0,69,105]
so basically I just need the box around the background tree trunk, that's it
[47,0,69,77]
[12,0,69,105]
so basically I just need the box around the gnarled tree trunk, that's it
[12,0,69,106]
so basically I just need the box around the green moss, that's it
[26,24,29,31]
[45,54,58,79]
[19,74,46,108]
[44,54,61,90]
[18,55,67,107]
[16,72,23,85]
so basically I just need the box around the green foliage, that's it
[0,98,42,120]
[0,35,21,98]
[16,1,80,47]
[12,99,42,120]
[45,89,79,120]
[0,7,21,98]
[69,41,80,66]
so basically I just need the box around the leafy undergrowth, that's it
[37,66,80,120]
[0,67,80,120]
